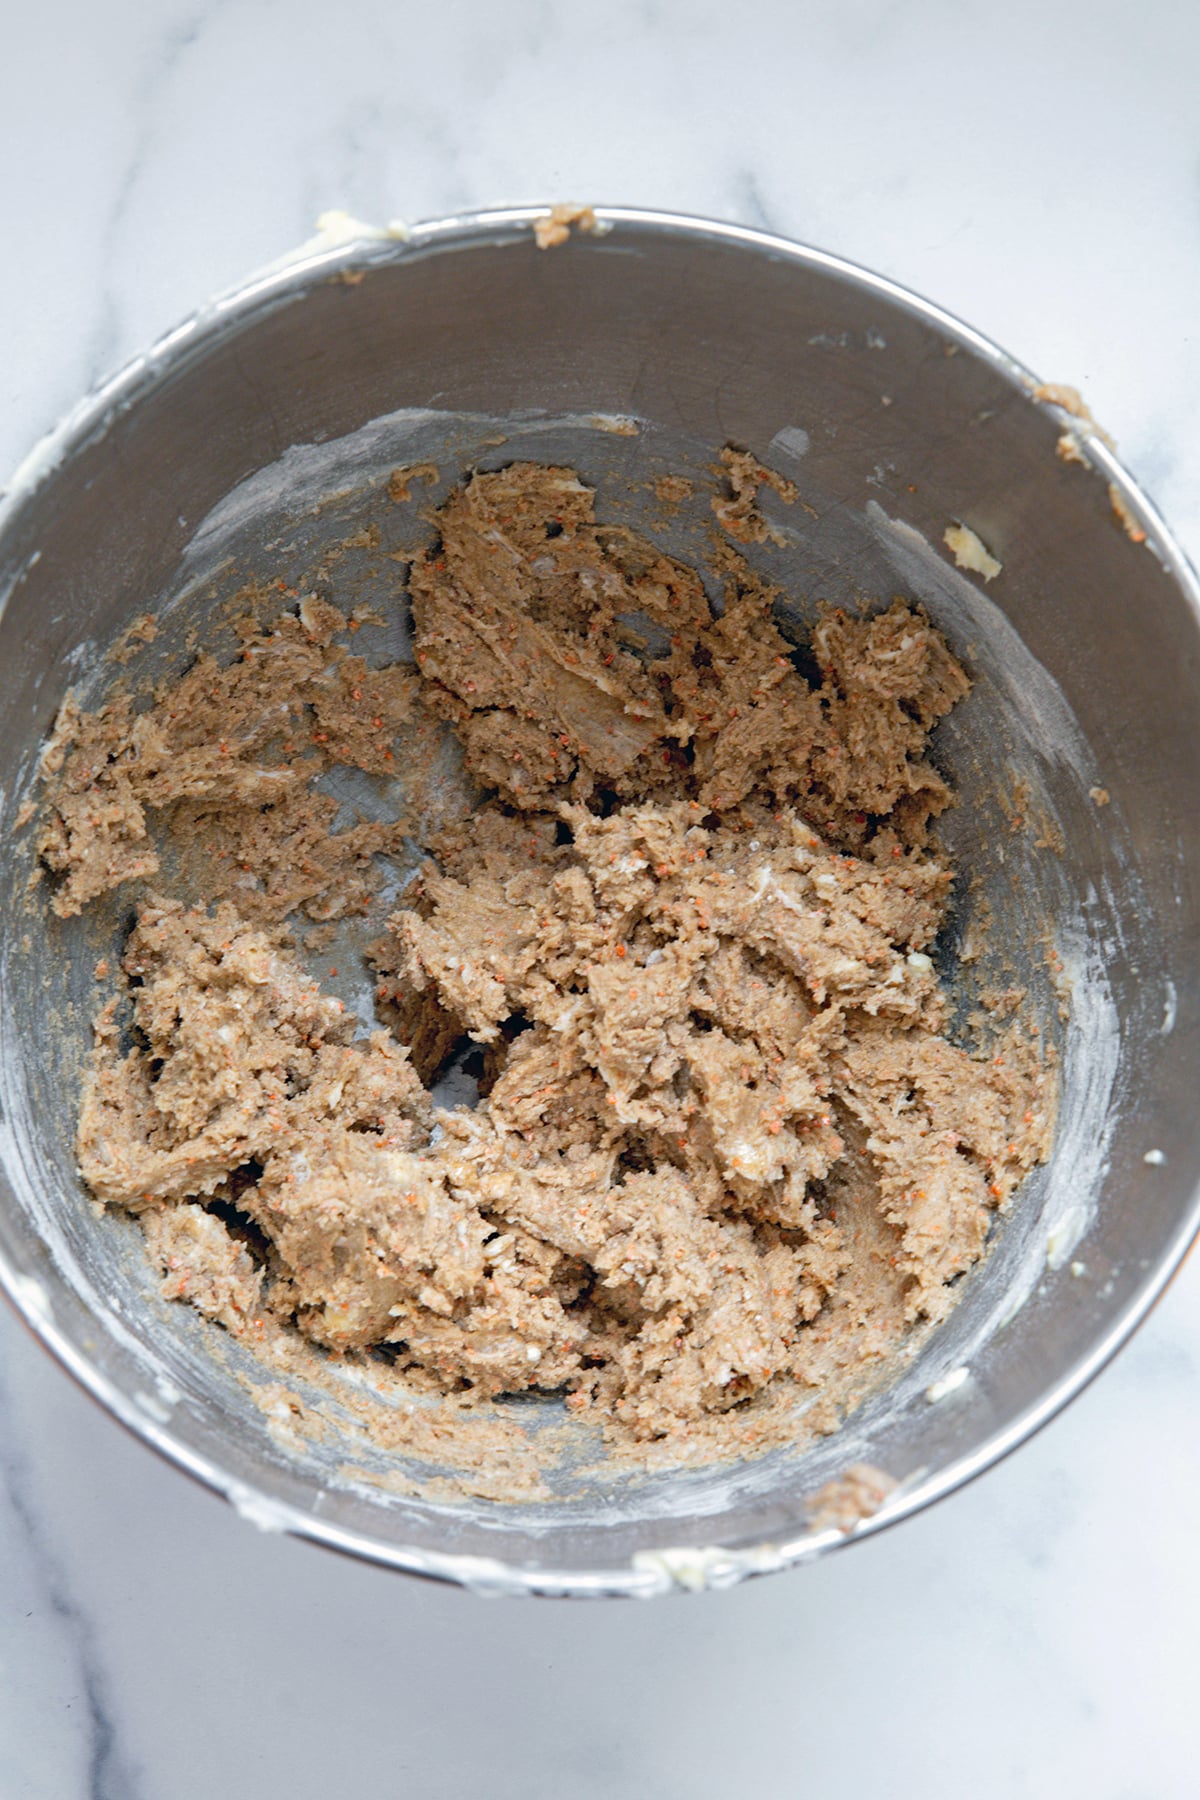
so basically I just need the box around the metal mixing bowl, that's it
[1,208,1197,1596]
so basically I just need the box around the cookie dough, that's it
[42,458,1052,1452]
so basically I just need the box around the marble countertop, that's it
[3,2,1198,1795]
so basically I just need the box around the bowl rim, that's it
[2,203,1199,1598]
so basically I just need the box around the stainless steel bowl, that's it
[1,208,1197,1596]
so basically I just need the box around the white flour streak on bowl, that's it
[1162,980,1178,1035]
[1038,922,1121,1281]
[182,407,451,563]
[768,425,811,464]
[181,407,657,572]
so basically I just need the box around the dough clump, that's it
[45,460,1052,1449]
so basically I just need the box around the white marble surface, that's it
[2,2,1199,1795]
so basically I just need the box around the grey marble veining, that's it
[0,1356,147,1800]
[2,0,1199,1795]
